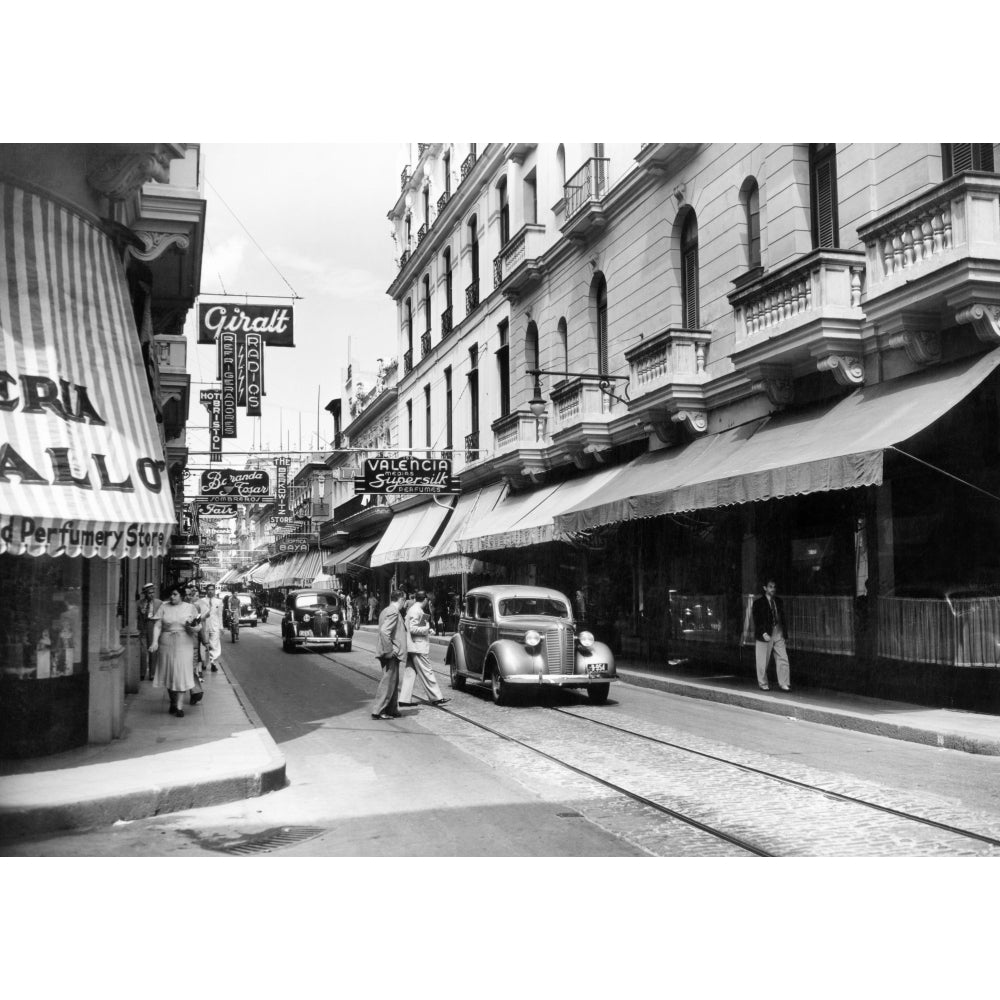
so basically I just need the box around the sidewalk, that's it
[0,661,286,842]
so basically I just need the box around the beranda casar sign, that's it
[200,469,270,500]
[355,458,459,495]
[198,303,294,348]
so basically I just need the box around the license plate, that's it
[587,663,607,674]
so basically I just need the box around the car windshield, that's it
[294,593,334,610]
[498,597,570,619]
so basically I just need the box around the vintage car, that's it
[235,593,258,628]
[446,585,616,704]
[281,589,354,653]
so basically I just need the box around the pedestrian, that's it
[367,592,378,624]
[136,582,162,681]
[399,591,450,707]
[184,582,204,678]
[197,583,225,673]
[752,578,791,691]
[148,586,203,717]
[371,588,407,720]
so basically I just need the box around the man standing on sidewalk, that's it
[136,582,162,681]
[399,591,449,707]
[197,583,225,673]
[371,589,407,720]
[752,578,791,692]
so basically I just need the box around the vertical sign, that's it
[235,332,247,406]
[245,332,263,417]
[220,331,238,438]
[200,389,222,462]
[275,456,291,516]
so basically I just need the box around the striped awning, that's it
[370,498,453,568]
[0,181,177,558]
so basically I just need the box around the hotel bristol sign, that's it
[355,457,459,495]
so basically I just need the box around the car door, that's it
[463,595,489,676]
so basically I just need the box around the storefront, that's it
[0,178,178,756]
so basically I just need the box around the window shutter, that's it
[951,144,974,173]
[682,245,699,329]
[815,160,835,248]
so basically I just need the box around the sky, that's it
[182,143,405,470]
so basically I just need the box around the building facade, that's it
[0,143,205,756]
[380,141,1000,711]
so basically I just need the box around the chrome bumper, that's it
[505,672,615,686]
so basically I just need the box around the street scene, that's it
[4,137,1000,872]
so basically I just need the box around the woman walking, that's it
[149,585,202,717]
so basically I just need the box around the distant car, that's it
[446,585,617,704]
[281,589,354,653]
[236,593,258,628]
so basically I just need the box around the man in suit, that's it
[752,579,791,692]
[136,582,162,681]
[398,591,450,708]
[371,589,407,720]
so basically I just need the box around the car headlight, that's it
[524,629,542,648]
[332,613,339,622]
[578,630,595,650]
[302,613,311,623]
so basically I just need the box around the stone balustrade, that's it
[625,327,710,399]
[549,376,616,433]
[492,410,542,452]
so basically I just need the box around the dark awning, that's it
[556,348,1000,533]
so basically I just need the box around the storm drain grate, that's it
[216,826,327,856]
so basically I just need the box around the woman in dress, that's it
[149,585,202,717]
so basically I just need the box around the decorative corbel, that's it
[886,330,941,365]
[752,376,795,407]
[643,420,674,444]
[955,304,1000,344]
[125,230,191,264]
[816,354,864,386]
[670,410,708,435]
[87,146,176,202]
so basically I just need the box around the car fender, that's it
[487,639,537,678]
[447,633,470,674]
[576,640,616,675]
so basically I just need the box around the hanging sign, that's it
[199,469,270,500]
[198,502,240,517]
[220,332,238,439]
[235,332,248,406]
[198,302,295,348]
[246,333,263,416]
[275,457,291,515]
[355,457,460,495]
[277,540,309,553]
[200,389,223,462]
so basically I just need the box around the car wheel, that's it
[490,663,509,706]
[282,633,295,653]
[586,683,610,705]
[449,656,466,691]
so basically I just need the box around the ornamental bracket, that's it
[126,230,191,264]
[816,354,865,387]
[956,304,1000,344]
[886,330,941,366]
[670,410,708,435]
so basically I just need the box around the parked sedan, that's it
[446,585,616,704]
[281,589,354,653]
[236,593,258,628]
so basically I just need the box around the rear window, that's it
[293,593,334,610]
[498,597,570,619]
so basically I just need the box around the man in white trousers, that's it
[398,591,450,707]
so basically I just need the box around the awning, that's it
[0,181,177,558]
[556,348,1000,533]
[328,538,379,576]
[427,482,506,577]
[370,499,453,567]
[291,548,325,586]
[456,465,624,553]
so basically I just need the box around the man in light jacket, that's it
[371,590,407,720]
[399,591,450,707]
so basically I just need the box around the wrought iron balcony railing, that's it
[417,223,428,245]
[441,306,453,337]
[421,330,432,357]
[400,166,410,191]
[403,348,413,374]
[493,255,503,289]
[461,151,476,180]
[399,248,410,269]
[437,191,450,213]
[465,279,480,313]
[464,430,480,461]
[564,157,609,219]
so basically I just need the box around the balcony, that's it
[858,173,1000,346]
[398,248,410,269]
[464,430,480,461]
[493,224,546,300]
[403,348,413,374]
[461,151,476,180]
[417,222,428,245]
[625,328,711,437]
[547,375,619,454]
[400,166,410,191]
[491,410,543,453]
[437,191,450,213]
[421,330,432,357]
[728,249,867,387]
[465,279,480,314]
[562,157,609,241]
[441,305,453,337]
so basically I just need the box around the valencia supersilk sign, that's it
[355,457,459,495]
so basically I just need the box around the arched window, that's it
[556,144,566,189]
[497,177,510,246]
[593,273,608,375]
[525,321,539,374]
[742,178,761,269]
[557,317,568,372]
[404,298,413,354]
[681,212,699,329]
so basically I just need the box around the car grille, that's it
[544,626,574,674]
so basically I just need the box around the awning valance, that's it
[427,482,506,577]
[0,182,177,558]
[556,348,1000,533]
[456,466,623,554]
[328,538,379,576]
[370,499,453,567]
